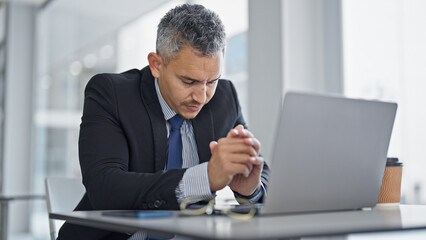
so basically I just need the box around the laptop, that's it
[245,91,397,215]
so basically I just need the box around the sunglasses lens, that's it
[180,197,256,220]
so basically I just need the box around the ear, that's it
[147,52,163,78]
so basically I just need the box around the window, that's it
[32,1,249,237]
[0,4,6,191]
[342,0,426,204]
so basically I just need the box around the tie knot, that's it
[169,114,184,131]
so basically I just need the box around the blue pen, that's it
[103,211,173,218]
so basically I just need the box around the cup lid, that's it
[387,157,403,166]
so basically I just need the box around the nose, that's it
[192,83,207,103]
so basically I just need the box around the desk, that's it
[50,205,426,239]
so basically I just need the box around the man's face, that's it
[154,46,223,119]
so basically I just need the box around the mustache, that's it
[182,100,202,106]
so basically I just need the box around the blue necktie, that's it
[167,114,184,170]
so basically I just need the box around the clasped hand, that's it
[208,124,264,196]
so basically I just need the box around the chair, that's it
[0,194,45,240]
[45,177,85,240]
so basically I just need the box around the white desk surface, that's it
[50,205,426,239]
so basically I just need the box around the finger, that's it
[233,128,255,140]
[228,159,253,172]
[226,128,240,138]
[235,124,244,132]
[228,125,250,138]
[244,137,261,153]
[248,156,264,165]
[219,141,258,156]
[218,153,255,165]
[209,141,218,154]
[217,137,249,147]
[246,162,253,174]
[226,137,259,154]
[229,161,252,177]
[239,129,252,138]
[231,125,251,138]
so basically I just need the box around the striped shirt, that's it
[155,79,215,201]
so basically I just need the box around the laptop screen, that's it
[263,92,397,215]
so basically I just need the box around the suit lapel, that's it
[139,67,168,172]
[192,104,215,164]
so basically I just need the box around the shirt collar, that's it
[155,78,177,121]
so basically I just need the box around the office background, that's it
[0,0,425,239]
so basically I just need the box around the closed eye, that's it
[183,80,196,85]
[178,75,221,85]
[208,79,218,85]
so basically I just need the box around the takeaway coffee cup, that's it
[377,157,403,206]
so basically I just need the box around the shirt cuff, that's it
[234,182,265,203]
[176,162,216,203]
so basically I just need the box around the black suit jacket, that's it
[58,66,270,240]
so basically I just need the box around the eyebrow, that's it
[179,75,221,82]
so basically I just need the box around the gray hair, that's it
[156,4,226,64]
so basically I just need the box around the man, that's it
[58,4,269,240]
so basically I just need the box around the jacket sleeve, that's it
[78,74,185,211]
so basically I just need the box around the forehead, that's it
[167,47,223,80]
